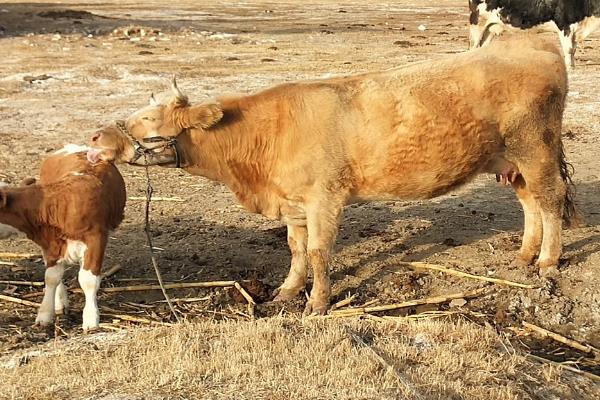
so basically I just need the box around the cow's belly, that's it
[352,144,505,200]
[234,189,307,225]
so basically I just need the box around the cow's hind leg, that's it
[513,156,566,275]
[511,175,543,267]
[303,200,345,316]
[272,225,308,301]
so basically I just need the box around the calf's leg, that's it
[54,281,69,314]
[79,235,106,331]
[36,263,65,326]
[273,224,308,301]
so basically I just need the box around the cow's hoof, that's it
[302,301,328,316]
[510,255,534,268]
[271,286,302,302]
[538,265,560,278]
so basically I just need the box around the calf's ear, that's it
[185,103,223,129]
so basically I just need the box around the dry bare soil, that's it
[0,1,599,399]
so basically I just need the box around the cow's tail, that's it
[559,141,583,228]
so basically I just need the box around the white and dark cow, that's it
[469,0,600,67]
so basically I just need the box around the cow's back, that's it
[265,36,567,201]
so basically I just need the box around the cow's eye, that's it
[142,116,156,121]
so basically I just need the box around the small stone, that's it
[443,237,458,246]
[449,298,467,308]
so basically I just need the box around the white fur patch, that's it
[55,144,91,155]
[63,240,87,264]
[78,268,101,331]
[54,281,69,314]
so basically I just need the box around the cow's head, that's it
[128,77,223,140]
[89,77,223,166]
[468,0,505,49]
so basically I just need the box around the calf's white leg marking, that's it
[36,263,65,326]
[54,281,69,314]
[78,268,101,331]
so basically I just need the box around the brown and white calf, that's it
[0,146,126,330]
[89,36,578,315]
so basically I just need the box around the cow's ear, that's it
[185,103,223,129]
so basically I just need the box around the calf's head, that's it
[88,125,136,164]
[89,77,223,166]
[0,184,17,239]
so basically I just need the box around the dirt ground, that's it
[0,0,600,396]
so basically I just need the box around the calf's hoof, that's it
[272,286,303,302]
[302,300,329,316]
[82,325,100,334]
[34,313,54,327]
[82,319,100,333]
[54,307,68,316]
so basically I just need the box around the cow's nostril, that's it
[91,133,100,142]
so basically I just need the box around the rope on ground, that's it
[142,160,180,323]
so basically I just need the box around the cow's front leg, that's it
[558,28,576,68]
[303,203,343,316]
[35,263,65,326]
[273,224,308,301]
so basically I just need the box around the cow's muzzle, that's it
[116,121,182,168]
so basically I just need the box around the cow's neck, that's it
[177,98,278,215]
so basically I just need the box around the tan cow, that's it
[88,36,578,315]
[0,146,126,330]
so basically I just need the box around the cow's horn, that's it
[170,75,187,102]
[149,92,159,106]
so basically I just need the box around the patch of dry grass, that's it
[1,317,597,400]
